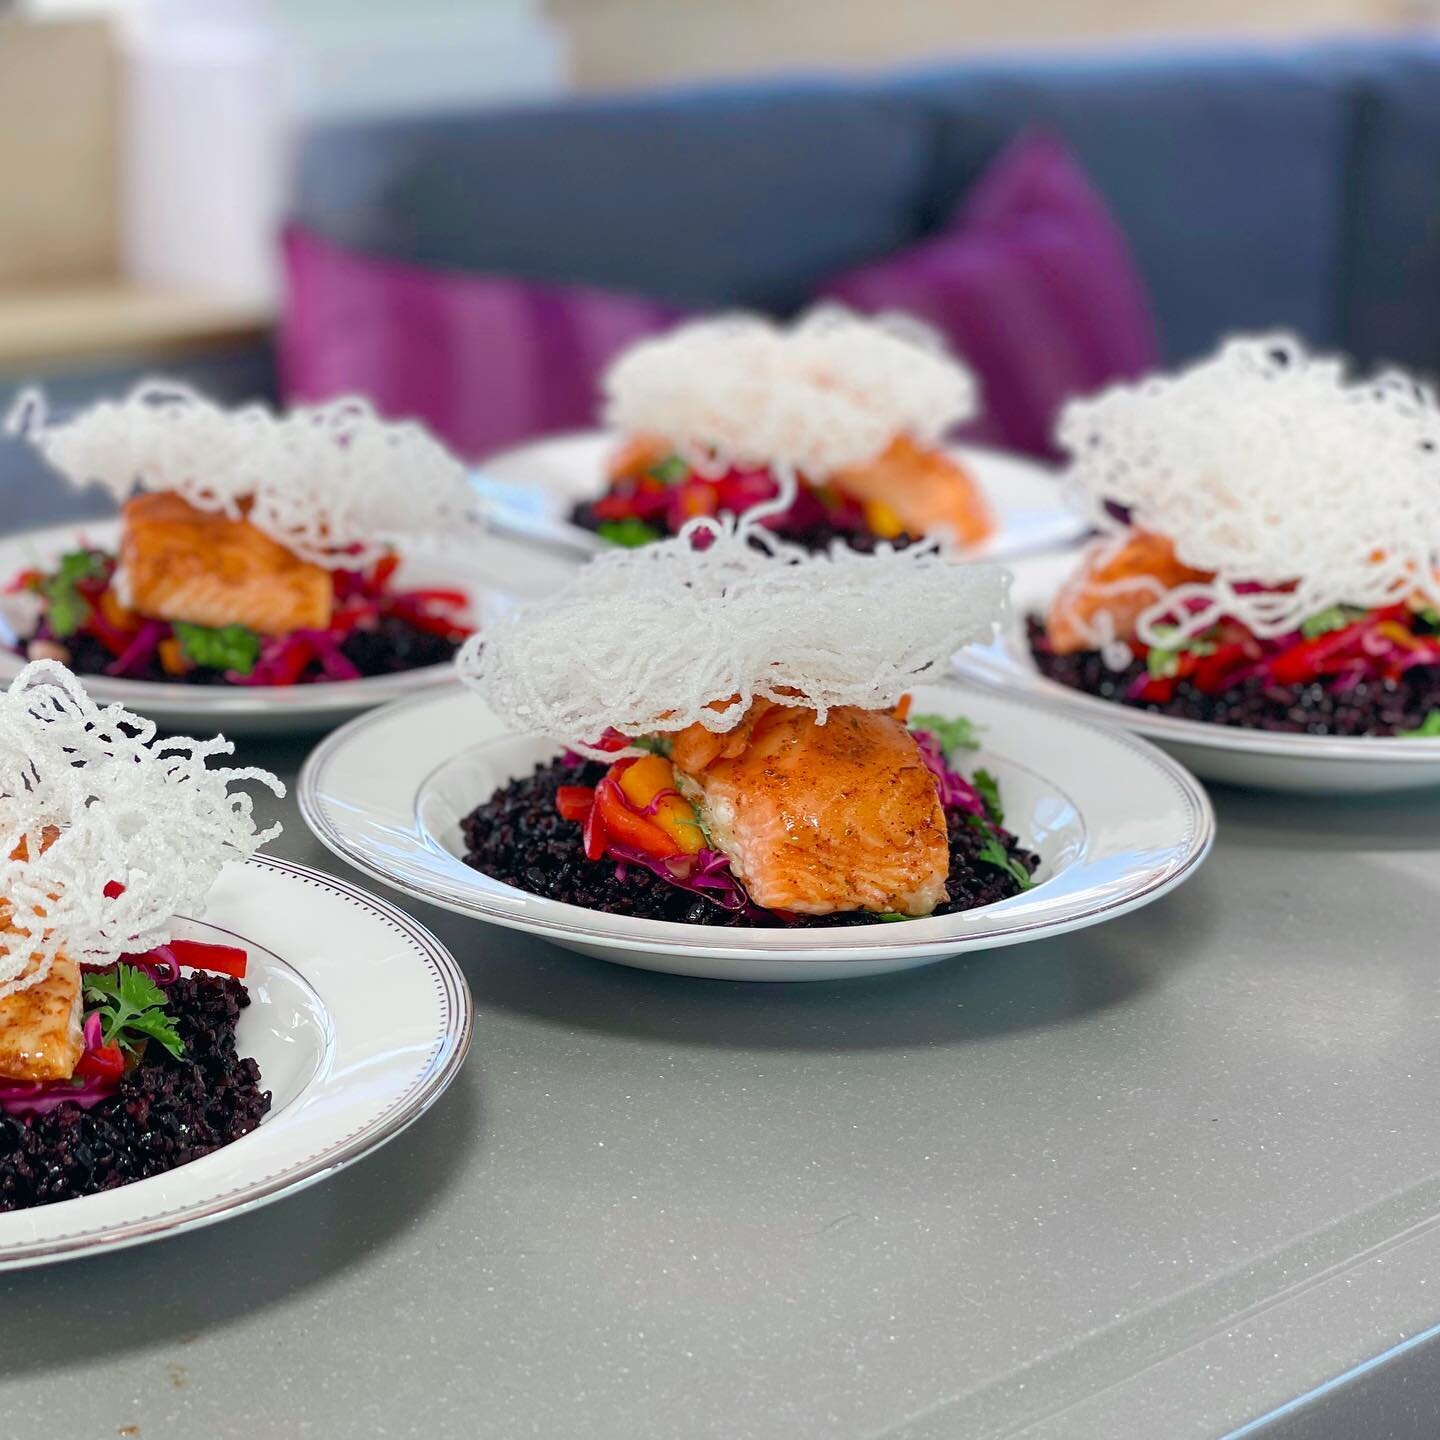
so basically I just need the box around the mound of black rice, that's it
[569,501,918,556]
[1027,614,1440,736]
[0,974,271,1212]
[39,616,460,687]
[460,757,1038,928]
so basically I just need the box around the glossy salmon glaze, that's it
[1046,530,1212,655]
[831,436,993,547]
[120,492,333,635]
[669,699,950,916]
[0,944,83,1083]
[0,828,83,1081]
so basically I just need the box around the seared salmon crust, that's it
[460,757,1038,927]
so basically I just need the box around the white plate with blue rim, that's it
[474,430,1087,563]
[0,855,472,1271]
[0,519,575,735]
[953,552,1440,794]
[296,682,1213,983]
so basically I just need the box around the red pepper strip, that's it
[582,796,607,860]
[164,939,248,978]
[1268,622,1373,685]
[385,602,471,642]
[266,636,317,687]
[5,569,42,594]
[392,587,469,609]
[103,880,125,899]
[593,778,681,860]
[590,728,633,753]
[1134,675,1177,704]
[1191,641,1253,695]
[369,553,401,591]
[74,1043,125,1083]
[556,785,596,822]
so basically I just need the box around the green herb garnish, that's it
[81,964,184,1060]
[597,518,662,549]
[173,621,262,675]
[974,833,1035,891]
[648,455,690,486]
[875,912,913,923]
[41,549,107,637]
[909,712,981,753]
[1399,710,1440,739]
[972,767,1003,825]
[1300,605,1366,639]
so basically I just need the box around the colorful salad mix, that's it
[572,307,992,553]
[1032,335,1440,736]
[7,546,470,686]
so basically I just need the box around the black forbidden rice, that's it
[1027,615,1440,737]
[51,616,460,686]
[460,757,1039,928]
[0,974,271,1212]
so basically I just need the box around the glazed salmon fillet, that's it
[669,699,949,916]
[0,944,83,1083]
[831,436,993,547]
[119,492,333,634]
[1046,530,1212,655]
[0,828,84,1082]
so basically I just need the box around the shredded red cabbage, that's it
[910,728,987,817]
[606,842,760,915]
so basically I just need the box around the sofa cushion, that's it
[902,47,1352,364]
[291,85,938,314]
[820,131,1158,457]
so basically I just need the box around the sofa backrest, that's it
[292,38,1440,375]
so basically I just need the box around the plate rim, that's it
[297,685,1216,965]
[0,853,474,1270]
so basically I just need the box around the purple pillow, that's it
[819,131,1159,458]
[279,226,685,459]
[279,132,1156,462]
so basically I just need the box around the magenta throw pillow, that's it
[819,131,1159,458]
[279,227,685,460]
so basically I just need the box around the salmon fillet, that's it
[1046,530,1212,655]
[831,436,993,547]
[0,944,83,1083]
[119,492,333,635]
[0,829,84,1082]
[668,700,949,916]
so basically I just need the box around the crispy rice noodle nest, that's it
[458,474,1010,759]
[1055,333,1440,654]
[7,380,477,568]
[0,661,283,998]
[601,305,978,479]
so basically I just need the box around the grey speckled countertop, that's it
[4,489,1440,1438]
[4,744,1440,1440]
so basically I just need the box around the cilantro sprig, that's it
[972,826,1036,891]
[909,712,981,753]
[41,549,107,638]
[82,964,184,1061]
[972,767,1004,825]
[596,518,662,549]
[174,621,261,675]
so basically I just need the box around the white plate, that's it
[296,684,1213,982]
[0,854,471,1270]
[477,430,1087,563]
[0,519,575,735]
[954,552,1440,794]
